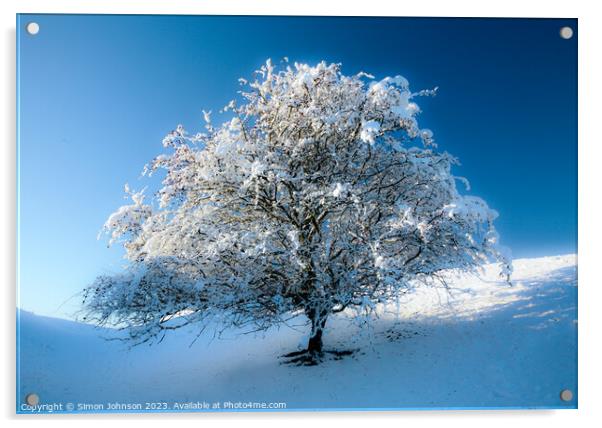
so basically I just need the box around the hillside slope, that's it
[17,254,577,412]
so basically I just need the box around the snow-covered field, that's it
[17,254,577,413]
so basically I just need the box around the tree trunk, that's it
[306,308,328,356]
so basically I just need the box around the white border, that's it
[2,1,600,426]
[0,0,586,17]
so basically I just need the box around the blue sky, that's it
[17,15,577,318]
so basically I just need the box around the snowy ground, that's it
[17,254,577,413]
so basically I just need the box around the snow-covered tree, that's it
[83,60,511,364]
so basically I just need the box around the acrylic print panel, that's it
[16,14,577,413]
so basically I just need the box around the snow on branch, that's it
[85,60,512,351]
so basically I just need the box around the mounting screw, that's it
[560,389,573,402]
[26,22,40,35]
[559,27,573,40]
[25,393,39,406]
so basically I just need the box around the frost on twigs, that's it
[83,60,511,357]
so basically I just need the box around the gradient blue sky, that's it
[17,15,577,318]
